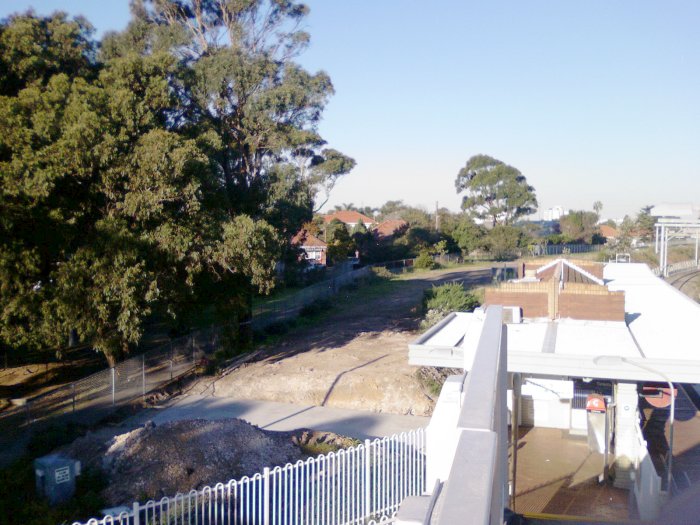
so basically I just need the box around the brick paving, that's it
[513,427,630,521]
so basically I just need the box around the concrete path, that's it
[145,394,429,441]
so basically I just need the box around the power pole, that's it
[435,201,439,231]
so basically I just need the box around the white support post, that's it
[263,467,270,525]
[664,226,669,277]
[111,367,115,406]
[655,225,659,254]
[364,439,371,518]
[613,382,641,489]
[132,501,140,525]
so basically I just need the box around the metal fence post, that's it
[142,354,146,399]
[263,467,270,525]
[192,335,196,375]
[133,501,140,525]
[364,439,371,518]
[169,341,174,381]
[110,367,115,406]
[71,383,76,413]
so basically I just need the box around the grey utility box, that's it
[35,454,81,505]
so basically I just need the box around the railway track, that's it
[666,268,700,295]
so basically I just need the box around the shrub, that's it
[414,250,439,270]
[423,283,481,314]
[370,266,394,280]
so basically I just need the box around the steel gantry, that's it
[654,218,700,277]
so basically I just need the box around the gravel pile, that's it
[62,418,307,505]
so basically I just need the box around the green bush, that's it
[414,250,439,270]
[423,283,480,314]
[370,266,394,280]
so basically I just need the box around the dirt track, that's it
[211,267,493,416]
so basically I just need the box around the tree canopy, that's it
[559,210,600,244]
[455,155,537,227]
[0,3,354,364]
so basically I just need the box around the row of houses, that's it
[292,210,408,266]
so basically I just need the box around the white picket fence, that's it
[73,428,426,525]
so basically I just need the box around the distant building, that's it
[374,219,408,241]
[291,230,327,266]
[543,205,566,221]
[650,202,699,220]
[598,224,619,242]
[323,210,376,230]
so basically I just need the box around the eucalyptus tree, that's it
[0,2,353,365]
[455,155,537,227]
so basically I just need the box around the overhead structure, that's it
[654,218,700,277]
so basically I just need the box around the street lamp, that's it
[593,355,675,495]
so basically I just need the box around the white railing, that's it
[73,428,425,525]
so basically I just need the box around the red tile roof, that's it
[375,219,408,238]
[291,230,326,248]
[599,224,618,239]
[323,210,376,225]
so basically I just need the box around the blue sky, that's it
[3,1,699,219]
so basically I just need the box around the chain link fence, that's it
[251,266,372,330]
[0,328,221,464]
[0,268,379,462]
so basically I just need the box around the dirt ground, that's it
[208,266,493,416]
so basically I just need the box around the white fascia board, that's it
[408,346,700,383]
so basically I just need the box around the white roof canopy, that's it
[409,263,700,383]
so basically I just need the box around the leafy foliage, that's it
[0,3,353,363]
[559,210,600,244]
[421,283,480,328]
[455,155,537,226]
[414,250,439,270]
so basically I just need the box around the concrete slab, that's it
[514,427,630,521]
[148,394,429,440]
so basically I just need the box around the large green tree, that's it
[455,154,537,227]
[0,2,353,365]
[559,210,599,244]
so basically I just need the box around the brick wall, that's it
[559,286,625,321]
[485,288,550,318]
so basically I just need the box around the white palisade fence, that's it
[74,428,425,525]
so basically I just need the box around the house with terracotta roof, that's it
[323,210,376,230]
[291,230,327,266]
[599,224,619,242]
[374,219,408,240]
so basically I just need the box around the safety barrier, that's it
[73,428,426,525]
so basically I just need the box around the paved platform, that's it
[144,394,429,440]
[514,427,630,521]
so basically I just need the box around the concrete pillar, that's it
[613,382,639,489]
[425,375,465,493]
